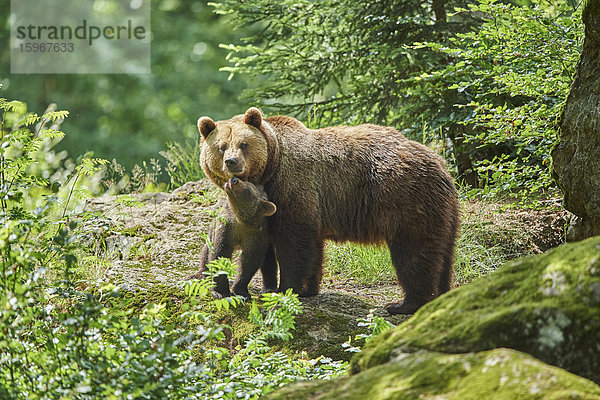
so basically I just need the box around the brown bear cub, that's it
[198,107,460,315]
[187,177,277,300]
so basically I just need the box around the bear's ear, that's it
[244,107,263,129]
[259,200,276,217]
[198,117,216,138]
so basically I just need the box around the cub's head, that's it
[199,107,273,188]
[223,177,276,223]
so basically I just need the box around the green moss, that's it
[212,302,256,349]
[118,284,187,326]
[283,309,363,361]
[353,237,600,384]
[266,348,600,400]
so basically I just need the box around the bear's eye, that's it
[218,144,227,154]
[239,142,248,151]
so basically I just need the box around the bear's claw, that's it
[384,301,421,315]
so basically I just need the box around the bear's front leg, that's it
[275,229,322,296]
[259,244,278,293]
[300,240,324,296]
[231,242,270,300]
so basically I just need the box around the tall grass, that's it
[325,242,395,285]
[324,217,514,288]
[453,224,507,285]
[160,139,205,189]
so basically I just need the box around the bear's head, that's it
[198,107,279,188]
[223,176,276,223]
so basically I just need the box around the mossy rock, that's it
[353,237,600,383]
[265,348,600,400]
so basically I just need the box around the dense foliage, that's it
[212,0,471,126]
[419,0,582,201]
[2,0,583,199]
[0,0,251,169]
[216,0,583,201]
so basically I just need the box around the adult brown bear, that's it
[197,107,460,314]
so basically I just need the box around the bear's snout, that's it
[225,157,239,170]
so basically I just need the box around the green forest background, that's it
[1,0,582,203]
[0,0,253,171]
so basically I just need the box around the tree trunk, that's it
[432,0,447,23]
[551,0,600,241]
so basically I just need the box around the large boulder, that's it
[354,236,600,383]
[266,237,600,399]
[267,348,600,400]
[551,0,600,241]
[287,293,408,361]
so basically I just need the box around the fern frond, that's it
[4,100,26,113]
[43,110,69,121]
[40,128,65,140]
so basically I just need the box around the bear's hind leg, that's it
[385,236,443,315]
[438,216,459,296]
[437,253,454,296]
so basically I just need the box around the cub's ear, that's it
[244,107,263,129]
[198,117,216,138]
[259,200,276,217]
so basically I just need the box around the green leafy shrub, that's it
[342,311,395,353]
[99,138,204,193]
[100,158,168,194]
[417,0,582,201]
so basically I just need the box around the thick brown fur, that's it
[187,177,277,300]
[199,108,460,314]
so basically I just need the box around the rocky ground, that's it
[82,179,568,303]
[82,180,218,289]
